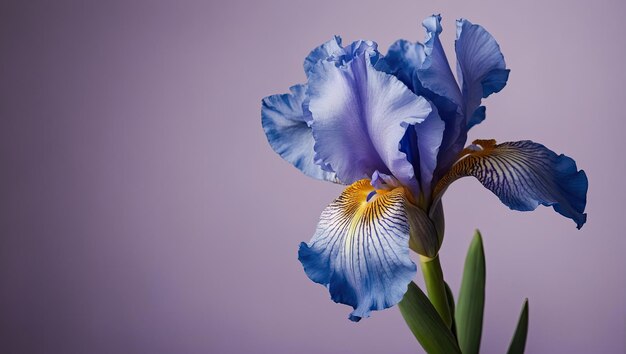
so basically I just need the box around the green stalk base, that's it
[419,254,452,328]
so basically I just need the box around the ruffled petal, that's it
[436,140,588,229]
[377,15,468,184]
[455,19,510,129]
[261,84,338,182]
[303,36,344,77]
[376,39,424,93]
[305,37,381,77]
[413,16,468,181]
[307,48,431,192]
[418,15,463,107]
[298,180,417,321]
[376,15,462,107]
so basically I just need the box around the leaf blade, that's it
[507,299,529,354]
[455,230,486,354]
[399,282,461,354]
[444,282,458,340]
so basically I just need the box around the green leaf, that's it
[399,282,461,354]
[444,282,458,340]
[455,230,486,354]
[507,299,529,354]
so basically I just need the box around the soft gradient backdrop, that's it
[1,0,624,353]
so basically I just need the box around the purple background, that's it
[1,0,624,353]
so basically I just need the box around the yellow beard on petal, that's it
[434,139,498,197]
[336,179,439,259]
[337,180,406,254]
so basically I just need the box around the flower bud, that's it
[405,200,444,258]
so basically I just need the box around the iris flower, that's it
[261,15,587,322]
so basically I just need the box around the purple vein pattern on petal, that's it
[307,49,432,192]
[437,140,588,229]
[298,180,417,322]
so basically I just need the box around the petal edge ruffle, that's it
[261,84,339,182]
[435,140,588,228]
[299,180,417,321]
[307,48,431,193]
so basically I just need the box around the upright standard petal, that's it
[455,19,510,129]
[400,106,446,202]
[262,84,338,182]
[376,39,424,92]
[417,16,467,178]
[414,109,446,200]
[418,15,463,107]
[435,140,588,228]
[378,15,467,183]
[377,15,462,106]
[298,180,417,321]
[307,49,431,193]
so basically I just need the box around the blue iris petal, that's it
[414,108,446,199]
[298,180,417,321]
[377,15,461,107]
[303,36,344,77]
[376,39,424,93]
[455,19,510,129]
[261,84,338,182]
[400,105,446,200]
[467,105,486,130]
[377,15,470,191]
[370,170,401,190]
[445,140,588,229]
[307,42,431,194]
[305,36,380,77]
[418,15,463,108]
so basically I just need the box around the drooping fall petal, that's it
[436,140,587,228]
[298,180,417,321]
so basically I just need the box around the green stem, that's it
[419,254,452,328]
